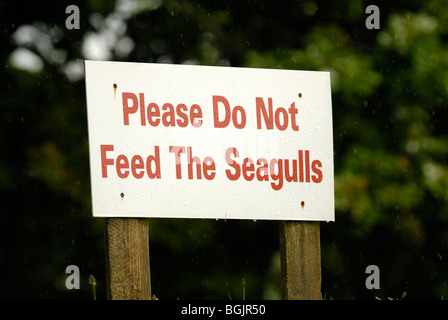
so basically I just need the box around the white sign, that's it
[85,61,334,221]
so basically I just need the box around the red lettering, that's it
[131,155,145,179]
[242,157,255,181]
[162,103,176,127]
[256,97,300,131]
[298,150,304,182]
[232,105,246,129]
[289,102,299,131]
[122,93,203,128]
[147,103,160,126]
[116,155,129,179]
[169,146,185,179]
[203,157,216,180]
[311,160,323,183]
[256,97,274,130]
[213,95,231,128]
[274,107,288,131]
[171,146,216,180]
[100,145,161,179]
[223,147,322,190]
[256,158,269,181]
[139,93,146,126]
[146,146,161,179]
[305,150,310,183]
[176,104,189,127]
[284,159,298,182]
[270,158,284,190]
[122,93,139,126]
[187,147,202,179]
[101,144,114,178]
[190,104,203,128]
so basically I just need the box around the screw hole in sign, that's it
[300,201,305,209]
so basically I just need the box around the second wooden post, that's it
[279,221,322,300]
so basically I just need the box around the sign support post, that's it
[105,218,151,300]
[279,221,322,300]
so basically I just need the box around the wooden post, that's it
[105,218,151,300]
[279,221,322,300]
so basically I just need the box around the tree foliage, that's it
[1,0,448,299]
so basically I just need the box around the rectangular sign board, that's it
[85,60,334,221]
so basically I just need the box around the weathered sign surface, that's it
[85,60,334,221]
